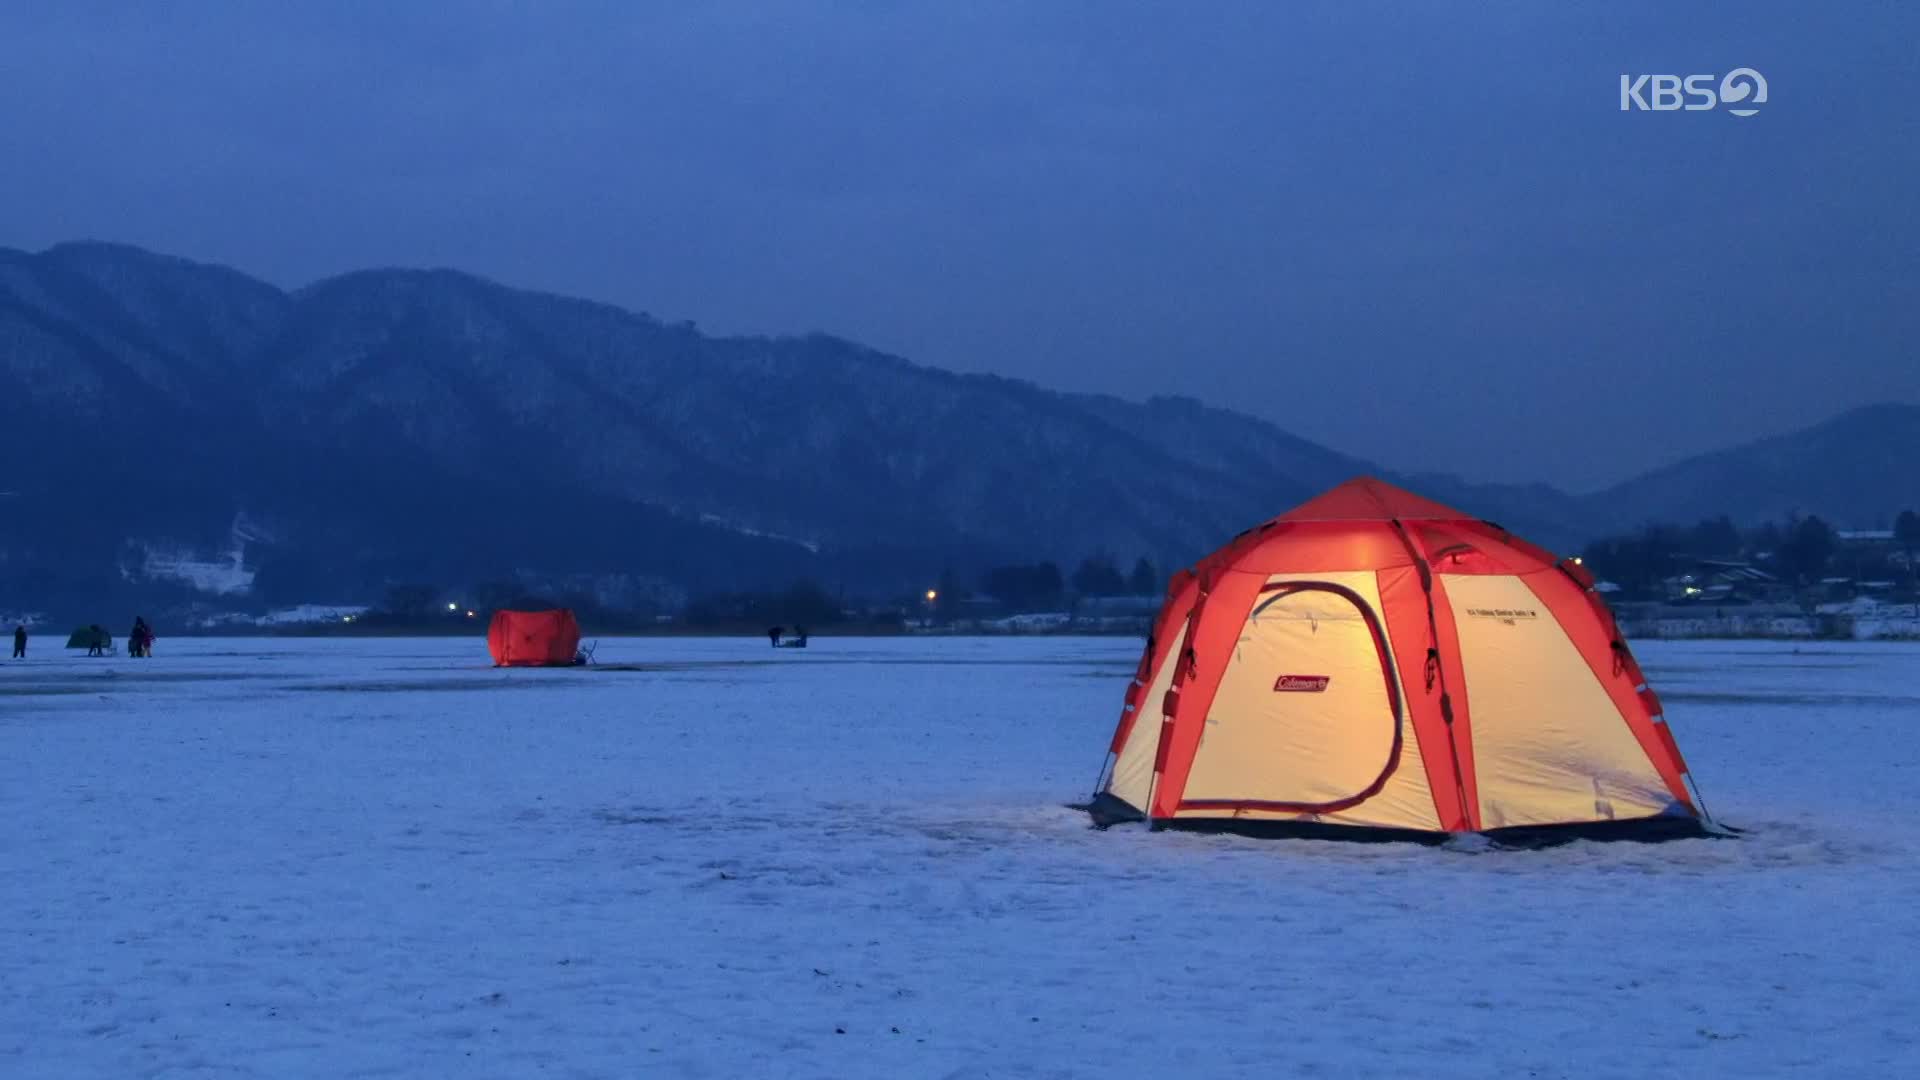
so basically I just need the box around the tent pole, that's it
[1091,752,1115,797]
[1683,773,1720,829]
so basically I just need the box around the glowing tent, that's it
[1087,477,1713,843]
[486,609,582,667]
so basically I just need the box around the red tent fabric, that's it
[1089,477,1711,843]
[487,609,582,667]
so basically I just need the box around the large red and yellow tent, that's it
[1089,477,1712,843]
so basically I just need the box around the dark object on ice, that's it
[128,617,154,658]
[572,641,598,666]
[775,626,809,648]
[66,625,112,655]
[10,624,24,659]
[487,609,583,667]
[767,625,783,648]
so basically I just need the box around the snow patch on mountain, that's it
[120,514,271,596]
[699,513,822,553]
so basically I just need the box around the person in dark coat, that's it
[10,625,23,659]
[129,617,153,658]
[767,625,783,648]
[87,624,105,657]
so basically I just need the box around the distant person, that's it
[10,624,23,659]
[130,617,153,659]
[87,624,106,657]
[792,625,808,647]
[767,625,783,648]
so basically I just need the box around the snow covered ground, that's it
[3,636,1916,1077]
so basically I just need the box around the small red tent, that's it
[487,609,582,667]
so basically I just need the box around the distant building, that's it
[1832,530,1913,581]
[1662,560,1780,604]
[1819,576,1858,602]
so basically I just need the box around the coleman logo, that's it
[1467,607,1539,625]
[1274,674,1330,692]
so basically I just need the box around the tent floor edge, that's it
[1480,814,1725,849]
[1074,792,1147,828]
[1136,814,1728,847]
[1148,817,1447,845]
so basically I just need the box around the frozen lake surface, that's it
[3,635,1917,1077]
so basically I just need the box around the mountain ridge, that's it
[2,239,1913,617]
[1590,402,1920,530]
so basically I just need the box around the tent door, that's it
[1179,582,1404,814]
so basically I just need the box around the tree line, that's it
[976,556,1162,609]
[362,554,1170,630]
[1580,510,1920,598]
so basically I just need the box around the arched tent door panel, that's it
[1179,582,1403,814]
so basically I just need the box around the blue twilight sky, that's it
[1,2,1914,489]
